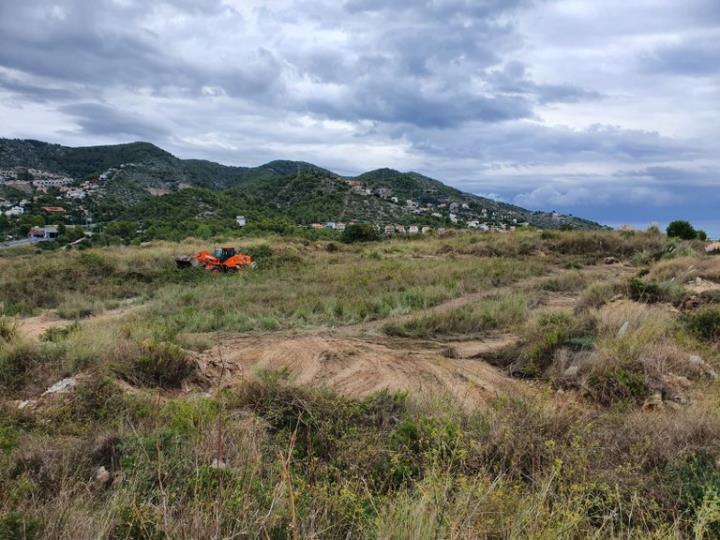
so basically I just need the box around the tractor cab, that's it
[213,247,236,262]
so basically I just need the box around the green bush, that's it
[628,277,683,304]
[666,220,697,240]
[683,307,720,341]
[342,224,380,244]
[117,340,194,388]
[0,512,42,540]
[586,361,649,405]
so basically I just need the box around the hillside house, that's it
[422,226,432,235]
[408,225,419,235]
[449,213,458,223]
[236,215,246,227]
[461,203,470,210]
[449,202,459,212]
[66,190,86,199]
[467,220,480,228]
[28,225,58,242]
[5,206,24,217]
[390,196,399,203]
[431,212,442,218]
[384,225,395,236]
[325,222,336,229]
[336,222,346,231]
[395,225,406,234]
[42,206,66,214]
[373,187,392,198]
[310,223,324,230]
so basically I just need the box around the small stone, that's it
[643,392,663,410]
[563,365,579,378]
[42,377,77,397]
[210,458,228,470]
[604,256,619,265]
[18,399,35,410]
[95,466,111,488]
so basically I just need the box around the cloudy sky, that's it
[1,0,718,234]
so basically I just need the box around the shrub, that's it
[0,512,42,540]
[342,224,380,243]
[683,307,720,341]
[628,277,684,304]
[116,340,195,388]
[586,360,649,405]
[0,316,17,342]
[666,220,697,240]
[0,341,46,389]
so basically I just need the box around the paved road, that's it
[0,238,32,250]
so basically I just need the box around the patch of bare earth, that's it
[16,303,138,340]
[194,334,523,408]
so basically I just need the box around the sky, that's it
[0,0,718,235]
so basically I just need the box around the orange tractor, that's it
[176,247,254,272]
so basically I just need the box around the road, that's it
[0,238,32,250]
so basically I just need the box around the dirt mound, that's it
[194,335,523,407]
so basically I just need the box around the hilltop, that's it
[0,138,602,241]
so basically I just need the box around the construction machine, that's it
[176,246,254,272]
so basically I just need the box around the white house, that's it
[421,226,432,235]
[28,225,58,242]
[236,215,246,227]
[5,206,24,217]
[467,220,480,229]
[336,222,346,231]
[449,213,458,223]
[325,222,336,229]
[408,225,419,235]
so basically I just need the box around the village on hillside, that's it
[1,164,568,245]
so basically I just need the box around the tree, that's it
[697,230,708,241]
[666,220,697,240]
[341,224,380,243]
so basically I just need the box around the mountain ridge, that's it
[0,138,604,232]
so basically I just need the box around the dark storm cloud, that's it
[0,0,718,234]
[60,103,169,139]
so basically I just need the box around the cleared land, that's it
[1,230,720,538]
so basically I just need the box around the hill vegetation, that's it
[0,138,603,245]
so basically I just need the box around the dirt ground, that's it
[16,303,138,340]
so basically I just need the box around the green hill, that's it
[0,138,604,237]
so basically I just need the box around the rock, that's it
[41,377,78,397]
[563,365,579,378]
[94,466,112,488]
[618,321,630,338]
[210,458,228,470]
[17,399,36,410]
[688,355,719,380]
[604,256,620,265]
[643,392,663,410]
